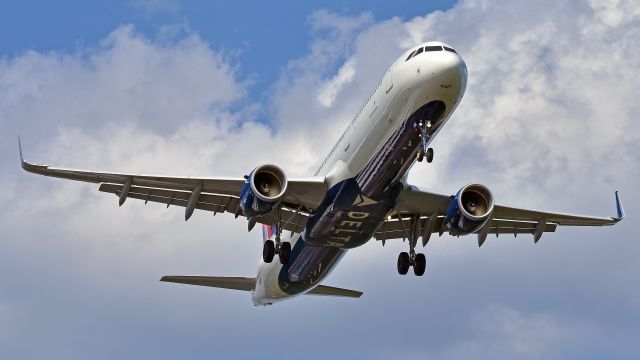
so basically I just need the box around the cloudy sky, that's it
[1,0,638,358]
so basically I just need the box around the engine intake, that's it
[445,184,494,235]
[240,164,288,217]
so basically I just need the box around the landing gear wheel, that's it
[278,242,291,264]
[413,253,426,276]
[397,252,410,275]
[416,148,424,162]
[426,148,434,163]
[263,240,275,263]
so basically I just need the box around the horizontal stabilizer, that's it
[161,276,255,291]
[307,285,363,298]
[161,275,362,298]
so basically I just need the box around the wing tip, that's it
[18,135,24,166]
[17,136,50,173]
[614,191,625,221]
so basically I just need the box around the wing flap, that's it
[374,217,557,241]
[488,219,558,235]
[99,183,240,213]
[99,183,308,233]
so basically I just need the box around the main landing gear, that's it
[262,206,291,264]
[416,119,434,163]
[396,214,427,276]
[397,252,426,276]
[262,239,291,264]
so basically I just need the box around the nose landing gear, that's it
[416,120,434,163]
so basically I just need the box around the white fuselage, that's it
[252,41,467,305]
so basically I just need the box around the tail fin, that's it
[615,191,625,221]
[262,224,275,243]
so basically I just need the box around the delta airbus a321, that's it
[20,42,624,305]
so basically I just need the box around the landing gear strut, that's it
[262,205,291,264]
[396,214,427,276]
[416,120,434,163]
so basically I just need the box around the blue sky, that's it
[1,0,639,359]
[0,0,453,100]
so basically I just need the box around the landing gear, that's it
[425,147,434,163]
[396,214,427,276]
[416,119,434,163]
[416,147,434,163]
[413,253,426,276]
[263,235,291,264]
[396,250,427,276]
[263,240,276,263]
[263,205,291,265]
[278,241,291,264]
[397,252,410,275]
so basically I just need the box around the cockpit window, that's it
[405,49,416,61]
[406,45,449,62]
[425,45,443,52]
[405,47,423,62]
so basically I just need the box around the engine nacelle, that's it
[445,184,494,236]
[239,164,288,217]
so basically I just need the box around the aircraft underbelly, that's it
[272,100,449,298]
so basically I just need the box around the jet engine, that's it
[445,184,494,236]
[239,164,288,217]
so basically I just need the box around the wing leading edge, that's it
[18,138,327,232]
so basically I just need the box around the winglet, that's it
[17,136,50,173]
[614,191,625,221]
[18,136,24,165]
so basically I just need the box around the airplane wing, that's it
[19,139,327,232]
[375,185,624,246]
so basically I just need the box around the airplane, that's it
[19,41,625,306]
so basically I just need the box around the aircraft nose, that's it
[433,51,467,93]
[412,49,467,105]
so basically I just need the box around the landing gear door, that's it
[384,69,393,95]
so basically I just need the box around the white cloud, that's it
[317,58,357,107]
[425,305,598,360]
[1,1,639,358]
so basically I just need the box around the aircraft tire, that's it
[426,148,434,163]
[413,253,426,276]
[279,242,291,264]
[417,149,424,162]
[263,240,275,263]
[397,252,410,275]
